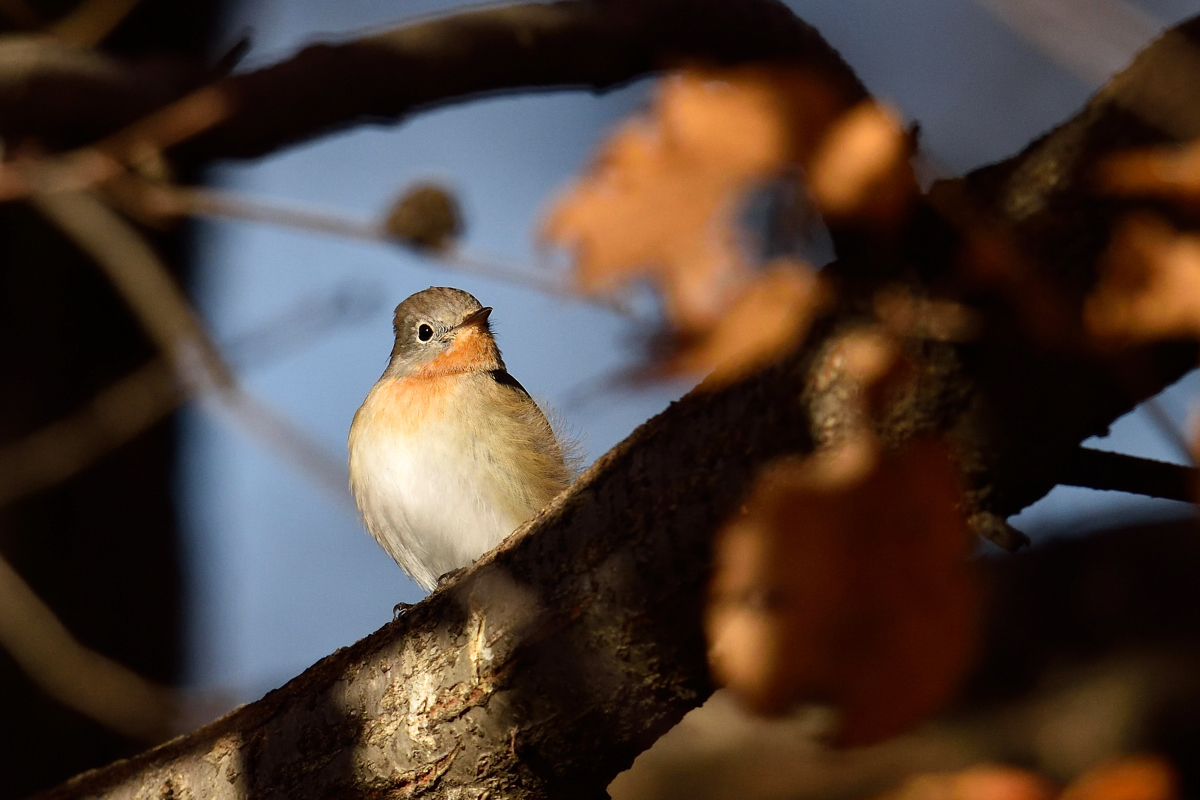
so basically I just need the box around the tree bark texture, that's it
[23,3,1200,799]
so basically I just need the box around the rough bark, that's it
[24,4,1200,800]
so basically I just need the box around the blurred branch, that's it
[0,85,233,202]
[0,359,176,507]
[1141,397,1194,463]
[0,282,380,508]
[29,190,229,387]
[179,0,868,161]
[0,553,177,742]
[30,189,349,499]
[222,280,383,368]
[0,0,868,162]
[113,179,622,308]
[48,0,146,47]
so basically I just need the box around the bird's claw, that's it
[436,567,464,588]
[393,602,414,620]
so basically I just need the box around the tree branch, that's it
[0,0,868,160]
[179,0,868,161]
[1058,447,1196,503]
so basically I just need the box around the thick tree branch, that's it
[180,0,869,160]
[0,0,867,160]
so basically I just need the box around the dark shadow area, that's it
[0,2,222,796]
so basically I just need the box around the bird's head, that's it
[387,286,503,378]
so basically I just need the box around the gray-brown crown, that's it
[387,286,498,374]
[393,287,481,336]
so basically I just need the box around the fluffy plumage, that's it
[348,287,571,590]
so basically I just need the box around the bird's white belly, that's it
[350,414,525,590]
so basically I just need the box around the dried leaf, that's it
[809,101,914,222]
[659,260,823,386]
[1084,215,1200,344]
[706,437,978,745]
[886,766,1057,800]
[1101,139,1200,200]
[544,69,807,328]
[883,757,1177,800]
[1060,757,1177,800]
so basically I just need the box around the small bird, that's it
[349,287,572,591]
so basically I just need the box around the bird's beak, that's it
[452,307,492,333]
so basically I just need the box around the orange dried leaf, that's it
[706,438,978,745]
[1101,139,1200,200]
[1085,216,1200,344]
[809,101,914,222]
[1060,757,1178,800]
[543,69,794,328]
[661,261,822,387]
[886,766,1057,800]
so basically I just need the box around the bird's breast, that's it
[348,372,555,589]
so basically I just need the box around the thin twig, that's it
[115,179,633,313]
[30,189,349,501]
[48,0,145,47]
[0,282,380,508]
[1059,446,1196,501]
[174,185,620,308]
[0,85,234,202]
[0,553,178,742]
[30,189,229,388]
[199,386,349,499]
[1141,397,1195,464]
[0,360,176,507]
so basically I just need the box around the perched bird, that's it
[349,287,572,590]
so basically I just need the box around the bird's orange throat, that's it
[355,327,502,439]
[413,326,502,378]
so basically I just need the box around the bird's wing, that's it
[489,369,531,399]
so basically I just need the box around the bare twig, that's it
[48,0,145,47]
[0,359,176,507]
[1058,446,1196,501]
[222,280,383,368]
[199,386,349,498]
[30,189,229,387]
[29,189,349,500]
[0,282,380,508]
[1141,397,1194,464]
[0,553,178,742]
[0,85,233,202]
[115,179,631,311]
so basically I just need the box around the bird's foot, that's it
[436,567,465,588]
[393,602,414,620]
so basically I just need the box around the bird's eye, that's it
[417,324,434,342]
